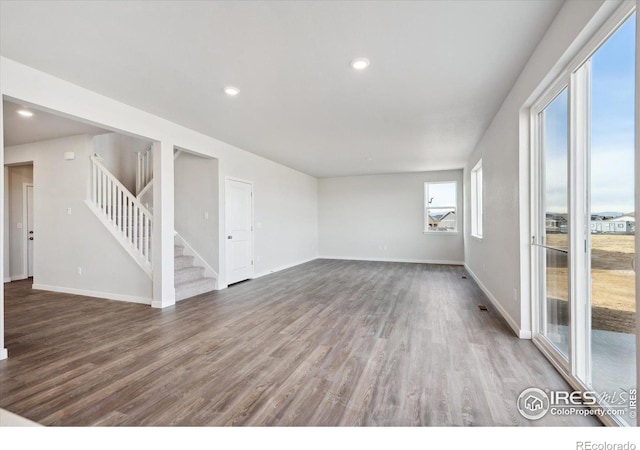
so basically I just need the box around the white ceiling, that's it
[3,100,108,147]
[0,1,564,177]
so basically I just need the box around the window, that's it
[424,181,457,233]
[470,160,483,238]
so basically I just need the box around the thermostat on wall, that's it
[64,152,75,160]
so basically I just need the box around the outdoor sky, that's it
[545,13,635,215]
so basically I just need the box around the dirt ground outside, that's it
[545,233,635,333]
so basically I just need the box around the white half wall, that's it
[463,0,615,336]
[319,171,464,264]
[5,135,152,303]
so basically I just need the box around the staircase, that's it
[87,151,218,302]
[87,153,153,276]
[174,242,217,301]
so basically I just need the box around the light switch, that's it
[203,211,209,220]
[67,208,72,215]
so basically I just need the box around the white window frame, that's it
[470,160,483,238]
[424,181,457,234]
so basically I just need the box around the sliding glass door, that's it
[536,88,570,361]
[588,13,636,426]
[532,7,636,426]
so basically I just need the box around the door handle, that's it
[29,237,34,241]
[227,235,233,239]
[29,231,34,234]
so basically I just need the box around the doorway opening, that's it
[5,163,34,283]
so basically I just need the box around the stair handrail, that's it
[90,153,153,268]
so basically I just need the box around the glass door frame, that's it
[531,78,576,378]
[530,1,636,427]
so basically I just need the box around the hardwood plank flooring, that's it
[0,260,599,426]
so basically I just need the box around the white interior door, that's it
[225,178,253,285]
[26,184,34,277]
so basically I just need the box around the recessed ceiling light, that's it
[17,109,34,117]
[350,57,370,70]
[223,86,240,96]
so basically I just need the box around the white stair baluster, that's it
[88,154,153,275]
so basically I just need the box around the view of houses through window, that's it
[424,181,457,232]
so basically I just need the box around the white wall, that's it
[223,150,318,278]
[6,164,33,280]
[174,151,219,273]
[93,132,149,194]
[5,135,153,303]
[463,0,615,337]
[319,171,464,264]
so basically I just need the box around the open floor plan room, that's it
[0,0,637,442]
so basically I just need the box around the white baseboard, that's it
[252,257,318,279]
[151,299,175,309]
[518,329,533,339]
[32,283,152,305]
[3,277,10,283]
[10,274,27,282]
[0,348,7,360]
[319,256,464,266]
[463,264,530,339]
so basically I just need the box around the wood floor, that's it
[0,260,599,426]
